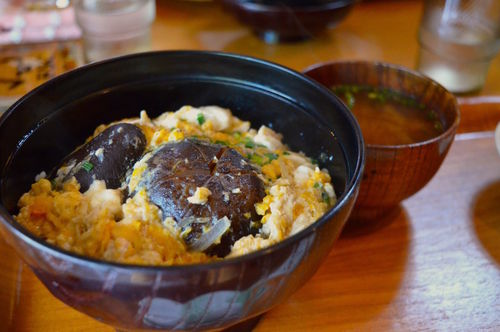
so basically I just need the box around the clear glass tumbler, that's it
[417,0,500,94]
[73,0,156,63]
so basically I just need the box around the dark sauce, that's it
[332,85,444,145]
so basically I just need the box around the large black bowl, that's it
[0,51,363,330]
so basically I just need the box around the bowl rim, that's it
[222,0,356,13]
[0,50,364,273]
[302,60,461,150]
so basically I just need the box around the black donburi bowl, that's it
[0,51,363,331]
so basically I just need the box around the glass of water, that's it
[417,0,500,94]
[73,0,156,63]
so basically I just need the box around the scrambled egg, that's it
[187,187,212,205]
[15,106,336,265]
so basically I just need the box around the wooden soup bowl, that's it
[304,61,460,220]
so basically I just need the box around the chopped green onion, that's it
[197,113,206,125]
[313,182,322,189]
[82,161,94,172]
[215,140,228,146]
[282,151,290,155]
[345,91,355,109]
[407,98,417,107]
[333,84,429,111]
[321,191,330,205]
[264,153,278,161]
[243,137,255,148]
[427,111,437,120]
[248,153,265,166]
[376,91,387,103]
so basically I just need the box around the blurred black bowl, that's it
[0,51,363,330]
[221,0,357,43]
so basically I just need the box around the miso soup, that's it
[332,85,443,145]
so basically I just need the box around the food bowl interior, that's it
[304,61,458,138]
[0,51,363,330]
[0,58,357,214]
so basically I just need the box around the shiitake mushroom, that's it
[140,139,266,257]
[51,123,146,192]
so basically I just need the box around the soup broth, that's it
[332,85,443,145]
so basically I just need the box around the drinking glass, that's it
[73,0,156,63]
[417,0,500,94]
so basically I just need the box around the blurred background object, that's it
[0,0,80,45]
[0,1,84,113]
[220,0,357,43]
[496,122,500,155]
[417,0,500,94]
[73,0,156,63]
[0,42,83,112]
[0,0,156,111]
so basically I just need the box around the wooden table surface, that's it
[1,1,500,331]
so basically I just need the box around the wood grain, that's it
[1,1,500,331]
[457,96,500,133]
[256,132,500,331]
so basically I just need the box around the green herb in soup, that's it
[331,85,444,145]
